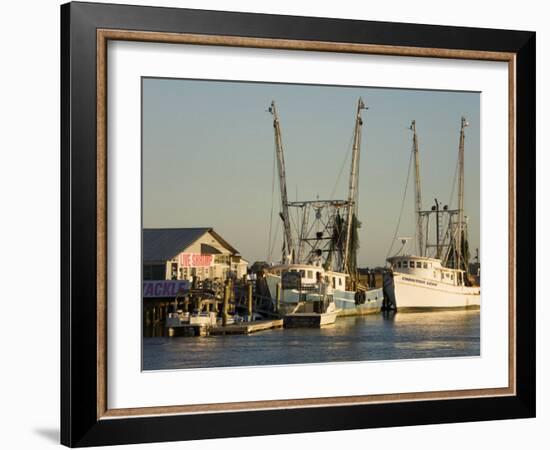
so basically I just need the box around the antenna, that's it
[394,236,412,256]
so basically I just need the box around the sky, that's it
[142,78,480,267]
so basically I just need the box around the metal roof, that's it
[143,228,239,262]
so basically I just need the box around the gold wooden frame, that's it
[96,29,516,420]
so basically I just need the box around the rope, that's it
[448,155,459,209]
[268,219,280,263]
[330,123,356,200]
[440,153,460,264]
[386,146,414,259]
[266,142,277,262]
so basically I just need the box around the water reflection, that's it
[143,310,480,370]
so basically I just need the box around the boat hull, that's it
[265,273,383,316]
[333,288,383,316]
[393,272,480,310]
[284,311,339,328]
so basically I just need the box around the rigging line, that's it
[266,142,277,262]
[289,206,300,247]
[268,218,280,262]
[448,155,460,209]
[304,210,318,239]
[438,155,460,264]
[329,123,356,200]
[386,146,415,260]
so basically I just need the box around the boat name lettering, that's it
[402,277,438,287]
[402,277,426,284]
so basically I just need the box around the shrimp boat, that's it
[264,99,383,317]
[386,118,480,310]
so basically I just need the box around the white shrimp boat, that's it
[386,255,479,310]
[264,99,383,317]
[385,118,480,310]
[265,264,382,316]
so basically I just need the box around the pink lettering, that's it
[179,253,212,267]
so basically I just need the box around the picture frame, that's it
[60,1,535,447]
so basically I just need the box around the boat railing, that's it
[300,283,320,292]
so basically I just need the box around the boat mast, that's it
[456,116,468,270]
[268,101,295,263]
[343,98,367,275]
[297,204,309,263]
[410,120,423,256]
[434,198,441,259]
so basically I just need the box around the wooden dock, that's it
[210,319,283,335]
[167,324,210,337]
[167,319,283,337]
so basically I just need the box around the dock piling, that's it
[247,283,253,321]
[223,279,232,326]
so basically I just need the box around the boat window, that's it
[339,278,342,286]
[410,261,415,268]
[397,261,401,268]
[307,270,313,279]
[416,261,422,268]
[332,277,336,288]
[450,274,454,280]
[300,270,305,277]
[325,276,329,283]
[423,262,428,269]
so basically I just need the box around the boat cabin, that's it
[269,264,347,291]
[387,256,466,287]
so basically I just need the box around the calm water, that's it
[143,310,480,370]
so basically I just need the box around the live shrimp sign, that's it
[179,253,213,267]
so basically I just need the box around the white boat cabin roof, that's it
[268,263,348,278]
[387,255,444,270]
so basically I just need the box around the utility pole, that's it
[268,101,294,263]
